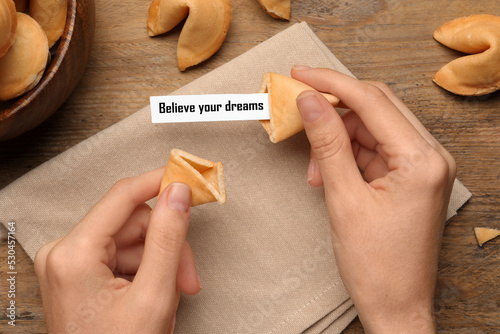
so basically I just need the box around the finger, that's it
[176,241,202,295]
[114,240,202,292]
[167,290,181,334]
[70,167,165,242]
[113,203,151,248]
[34,238,62,279]
[113,203,152,275]
[296,90,365,193]
[292,67,429,153]
[360,152,391,182]
[342,111,378,151]
[342,111,392,180]
[33,238,62,320]
[353,142,377,170]
[366,81,457,182]
[131,182,192,303]
[114,242,144,275]
[307,155,324,187]
[366,81,439,147]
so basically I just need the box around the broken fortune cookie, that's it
[158,149,226,207]
[257,0,290,20]
[258,72,340,143]
[474,227,500,247]
[433,14,500,96]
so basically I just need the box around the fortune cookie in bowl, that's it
[257,0,290,20]
[29,0,68,48]
[158,149,227,207]
[0,0,16,58]
[147,0,232,71]
[433,14,500,96]
[258,72,339,143]
[0,12,49,101]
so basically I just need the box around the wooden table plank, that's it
[1,0,499,332]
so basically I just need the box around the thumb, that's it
[131,182,191,306]
[297,90,363,193]
[307,154,323,187]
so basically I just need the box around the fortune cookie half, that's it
[0,0,16,58]
[433,14,500,96]
[257,0,290,20]
[0,13,49,101]
[147,0,232,71]
[158,149,227,207]
[30,0,68,48]
[258,72,340,143]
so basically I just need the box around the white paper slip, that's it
[150,93,270,123]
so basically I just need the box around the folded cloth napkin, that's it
[0,22,471,333]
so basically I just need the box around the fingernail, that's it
[293,65,312,70]
[307,158,315,182]
[166,183,191,212]
[197,272,203,290]
[296,91,323,122]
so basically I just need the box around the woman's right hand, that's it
[293,66,456,333]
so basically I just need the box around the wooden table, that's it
[1,0,499,332]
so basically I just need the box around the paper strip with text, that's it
[150,93,270,123]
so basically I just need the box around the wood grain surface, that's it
[1,0,499,332]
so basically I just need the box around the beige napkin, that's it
[0,22,471,333]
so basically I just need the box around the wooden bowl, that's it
[0,0,95,142]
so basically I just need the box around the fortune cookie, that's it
[258,72,340,143]
[257,0,290,20]
[30,0,68,48]
[0,0,16,58]
[147,0,232,71]
[0,13,49,101]
[158,149,227,206]
[433,14,500,96]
